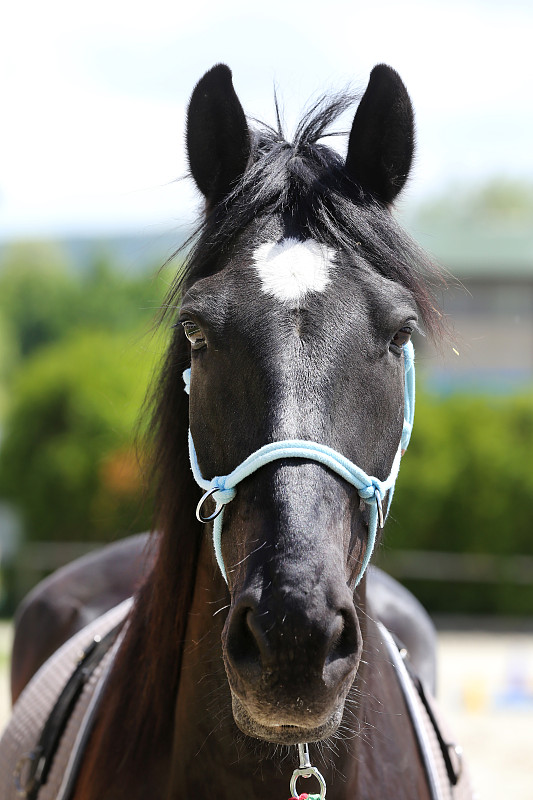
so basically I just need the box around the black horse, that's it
[3,64,470,800]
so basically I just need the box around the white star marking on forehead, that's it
[252,238,335,304]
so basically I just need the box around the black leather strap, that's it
[415,677,462,786]
[387,629,462,789]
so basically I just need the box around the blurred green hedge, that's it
[385,389,533,615]
[0,242,169,563]
[392,390,533,554]
[0,329,159,543]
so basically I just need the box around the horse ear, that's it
[345,65,414,205]
[186,64,251,206]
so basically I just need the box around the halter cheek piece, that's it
[184,340,415,587]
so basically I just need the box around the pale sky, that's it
[1,0,532,238]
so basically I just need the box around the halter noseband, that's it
[184,340,415,586]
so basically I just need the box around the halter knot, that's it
[208,479,236,505]
[358,481,383,502]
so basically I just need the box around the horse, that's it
[1,63,471,800]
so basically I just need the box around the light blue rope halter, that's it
[184,340,415,586]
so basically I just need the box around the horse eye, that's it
[182,320,206,350]
[390,326,413,350]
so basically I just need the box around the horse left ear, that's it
[186,64,251,207]
[345,65,414,205]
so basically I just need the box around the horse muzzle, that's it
[230,693,347,745]
[222,582,362,743]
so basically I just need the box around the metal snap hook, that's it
[290,743,327,799]
[289,766,327,799]
[196,487,223,523]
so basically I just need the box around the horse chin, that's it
[230,692,345,745]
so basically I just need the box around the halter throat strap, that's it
[184,341,415,586]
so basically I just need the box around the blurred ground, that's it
[436,623,533,800]
[0,620,532,798]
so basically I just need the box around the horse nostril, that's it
[226,605,265,673]
[245,609,274,664]
[327,609,359,665]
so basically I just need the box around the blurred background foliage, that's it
[0,178,532,616]
[0,329,154,543]
[0,241,170,611]
[384,390,533,616]
[415,177,533,227]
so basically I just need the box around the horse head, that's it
[179,64,429,746]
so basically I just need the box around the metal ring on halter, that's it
[196,487,223,523]
[290,765,327,799]
[375,489,384,529]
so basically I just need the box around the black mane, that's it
[165,93,441,336]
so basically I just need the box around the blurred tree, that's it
[0,242,79,356]
[0,241,167,360]
[386,390,533,615]
[0,313,18,418]
[413,177,533,227]
[71,254,167,334]
[469,178,533,223]
[392,390,533,554]
[0,329,162,543]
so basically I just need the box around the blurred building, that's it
[409,219,533,393]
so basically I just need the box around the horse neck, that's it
[166,544,430,800]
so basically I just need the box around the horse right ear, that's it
[186,64,251,207]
